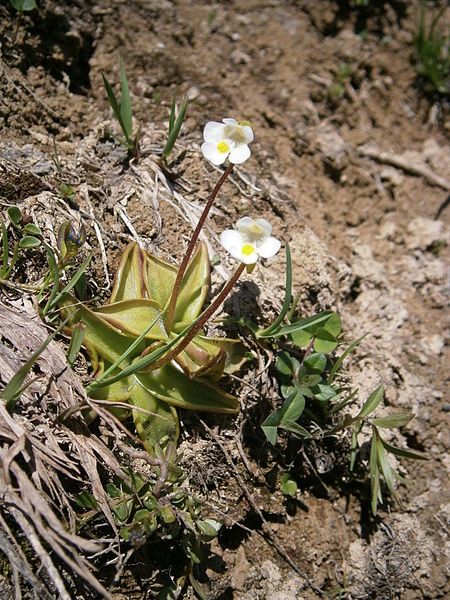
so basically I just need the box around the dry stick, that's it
[150,262,245,371]
[358,145,450,192]
[164,163,234,330]
[199,418,327,598]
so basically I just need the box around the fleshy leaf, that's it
[61,299,144,367]
[95,299,167,340]
[174,336,226,380]
[130,377,179,450]
[110,243,147,303]
[145,252,177,309]
[195,335,247,375]
[135,364,239,414]
[172,242,210,329]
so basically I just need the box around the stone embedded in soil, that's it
[405,217,448,251]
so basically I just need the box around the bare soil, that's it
[0,1,449,599]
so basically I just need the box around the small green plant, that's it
[51,139,76,202]
[414,2,450,96]
[9,0,37,12]
[75,442,220,596]
[161,95,189,162]
[1,206,42,282]
[102,60,141,159]
[243,245,428,515]
[327,62,353,102]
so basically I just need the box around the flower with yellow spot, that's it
[220,217,281,264]
[201,118,254,165]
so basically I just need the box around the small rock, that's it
[405,217,447,251]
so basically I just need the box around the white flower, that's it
[201,118,254,165]
[220,217,281,264]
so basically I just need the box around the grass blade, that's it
[102,73,128,141]
[45,252,92,315]
[328,335,366,383]
[119,59,133,142]
[258,311,334,339]
[162,96,188,159]
[258,243,292,337]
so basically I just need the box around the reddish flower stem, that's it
[151,262,245,371]
[164,162,234,330]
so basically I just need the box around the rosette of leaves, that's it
[62,242,242,451]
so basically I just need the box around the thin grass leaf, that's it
[42,243,60,315]
[1,221,8,276]
[258,243,292,337]
[67,323,86,366]
[45,252,92,315]
[4,242,19,279]
[258,310,334,339]
[370,428,381,515]
[162,96,188,159]
[168,98,176,133]
[88,310,164,389]
[102,73,128,142]
[119,59,133,141]
[328,335,366,383]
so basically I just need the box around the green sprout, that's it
[161,96,189,161]
[51,139,76,202]
[9,0,37,12]
[102,60,141,159]
[414,2,450,97]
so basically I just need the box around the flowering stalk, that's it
[153,262,245,371]
[164,162,234,330]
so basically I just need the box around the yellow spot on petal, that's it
[241,244,255,256]
[217,140,230,153]
[238,120,252,127]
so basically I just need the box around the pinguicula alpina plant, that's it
[60,117,282,453]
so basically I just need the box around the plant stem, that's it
[152,262,245,371]
[164,162,234,330]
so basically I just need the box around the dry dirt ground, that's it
[0,1,449,599]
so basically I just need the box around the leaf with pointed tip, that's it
[370,430,381,515]
[357,385,384,418]
[376,437,397,497]
[135,364,239,414]
[95,299,166,341]
[370,412,414,429]
[380,438,428,461]
[145,252,177,309]
[173,242,210,329]
[110,243,147,303]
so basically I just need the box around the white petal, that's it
[235,217,254,233]
[222,118,238,126]
[220,229,243,253]
[254,218,272,236]
[203,121,227,143]
[257,236,281,258]
[228,144,251,164]
[241,125,254,144]
[201,142,228,165]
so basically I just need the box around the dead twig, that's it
[358,144,450,192]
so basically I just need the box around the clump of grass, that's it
[414,2,450,97]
